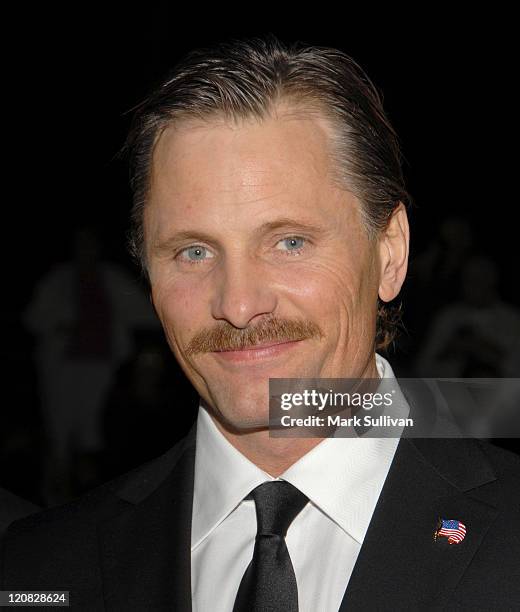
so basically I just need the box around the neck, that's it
[208,354,380,477]
[210,422,324,477]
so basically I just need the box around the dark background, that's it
[2,11,518,506]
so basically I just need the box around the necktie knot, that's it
[250,480,308,537]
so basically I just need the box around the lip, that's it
[212,339,303,363]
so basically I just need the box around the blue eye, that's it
[276,237,306,252]
[179,245,214,262]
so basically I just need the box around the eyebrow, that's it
[152,217,328,255]
[254,218,328,235]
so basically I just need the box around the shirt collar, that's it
[191,406,274,550]
[191,353,407,549]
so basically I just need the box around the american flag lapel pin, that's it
[434,518,467,544]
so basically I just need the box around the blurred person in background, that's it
[417,255,520,377]
[23,226,158,503]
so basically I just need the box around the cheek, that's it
[278,257,367,319]
[151,276,206,345]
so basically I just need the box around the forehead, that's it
[146,109,358,239]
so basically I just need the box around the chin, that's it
[204,389,271,432]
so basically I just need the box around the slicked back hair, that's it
[122,35,412,350]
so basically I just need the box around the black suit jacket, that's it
[0,488,40,539]
[2,423,519,611]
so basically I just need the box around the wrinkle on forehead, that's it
[149,108,338,204]
[143,105,364,261]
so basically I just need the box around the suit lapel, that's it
[95,417,500,610]
[98,424,196,611]
[339,437,498,611]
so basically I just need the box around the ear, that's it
[377,202,410,302]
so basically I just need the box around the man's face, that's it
[145,109,391,431]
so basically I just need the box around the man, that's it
[2,36,519,610]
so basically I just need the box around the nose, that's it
[210,254,278,328]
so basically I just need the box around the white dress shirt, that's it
[191,353,409,612]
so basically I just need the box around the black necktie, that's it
[233,480,309,612]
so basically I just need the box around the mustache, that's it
[184,316,323,356]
